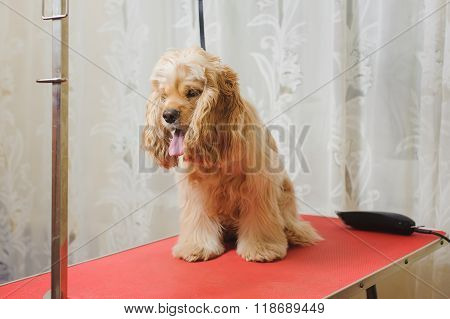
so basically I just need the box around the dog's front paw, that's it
[172,242,225,262]
[237,241,287,262]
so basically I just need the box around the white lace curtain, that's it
[0,0,449,298]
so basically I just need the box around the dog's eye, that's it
[186,89,201,98]
[160,94,167,102]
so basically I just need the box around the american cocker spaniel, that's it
[144,47,321,262]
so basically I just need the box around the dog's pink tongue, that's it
[169,129,185,156]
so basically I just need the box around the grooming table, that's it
[0,215,446,299]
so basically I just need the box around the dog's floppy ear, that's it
[216,65,246,164]
[143,90,178,169]
[184,69,220,165]
[185,62,244,167]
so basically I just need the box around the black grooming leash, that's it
[198,0,206,50]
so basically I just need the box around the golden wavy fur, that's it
[144,47,322,262]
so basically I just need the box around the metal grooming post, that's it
[37,0,69,299]
[198,0,206,50]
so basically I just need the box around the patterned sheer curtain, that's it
[0,0,448,298]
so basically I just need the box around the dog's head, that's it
[143,47,244,169]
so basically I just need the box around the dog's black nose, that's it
[163,109,180,124]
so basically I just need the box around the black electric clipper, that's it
[336,211,415,235]
[336,211,449,242]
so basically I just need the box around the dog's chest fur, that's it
[184,167,247,223]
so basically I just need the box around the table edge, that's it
[325,237,448,298]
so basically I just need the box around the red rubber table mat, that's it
[0,215,442,299]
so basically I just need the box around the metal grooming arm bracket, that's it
[41,0,68,20]
[36,0,69,299]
